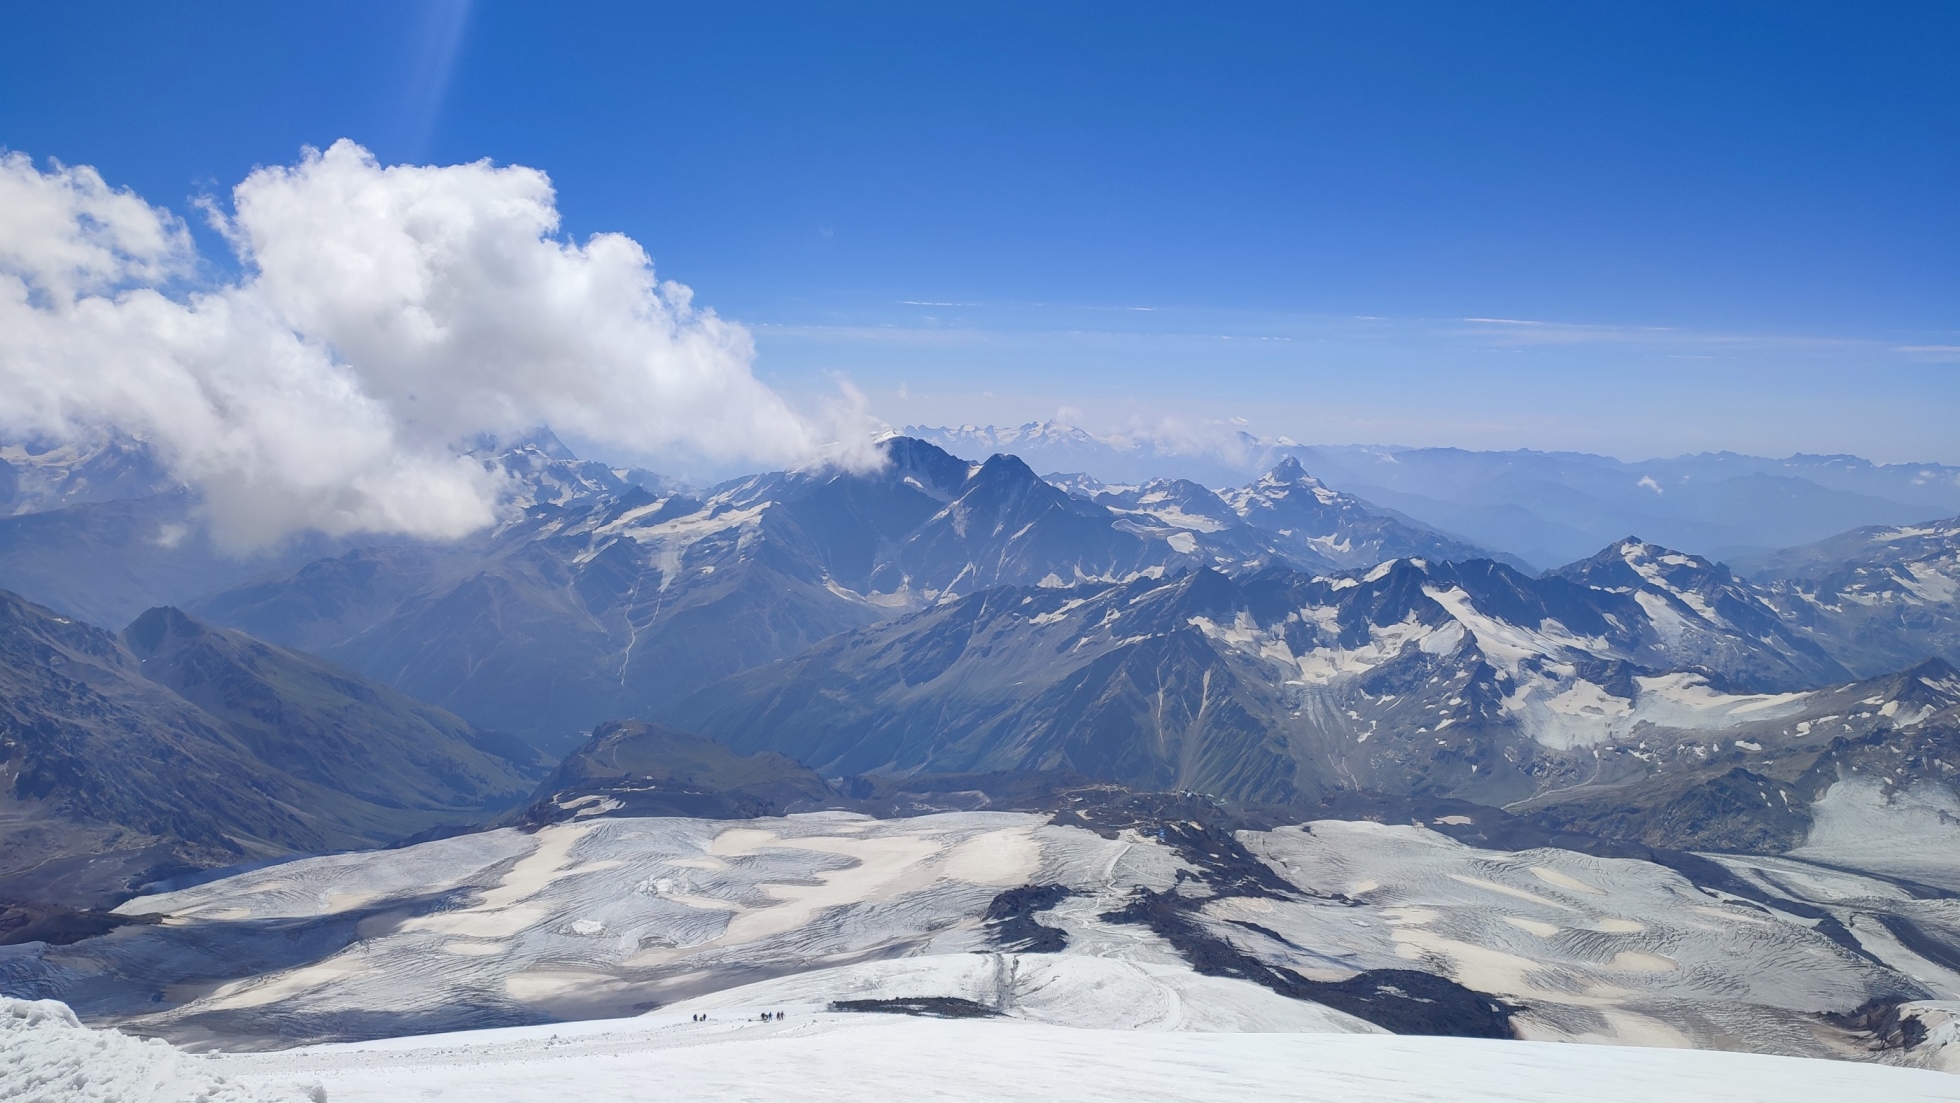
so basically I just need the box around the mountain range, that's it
[666,539,1960,850]
[5,429,1960,896]
[178,437,1503,747]
[4,426,1960,1079]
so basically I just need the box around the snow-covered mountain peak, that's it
[1204,462,1505,571]
[1043,471,1126,499]
[912,420,1107,452]
[1224,457,1342,511]
[491,441,637,509]
[1261,454,1319,485]
[1735,515,1960,680]
[1557,538,1746,618]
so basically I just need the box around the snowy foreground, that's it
[10,808,1955,1057]
[7,995,1959,1103]
[8,803,1960,1097]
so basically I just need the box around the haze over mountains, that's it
[915,422,1960,569]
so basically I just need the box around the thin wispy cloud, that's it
[396,0,474,158]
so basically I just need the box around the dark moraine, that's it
[982,884,1073,953]
[829,997,1001,1019]
[1101,888,1520,1039]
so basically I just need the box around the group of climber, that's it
[685,1010,786,1023]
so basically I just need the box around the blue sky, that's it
[3,2,1956,461]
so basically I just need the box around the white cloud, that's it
[0,141,872,548]
[0,152,192,303]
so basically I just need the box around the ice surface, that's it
[10,808,1958,1075]
[1238,821,1926,1053]
[1790,777,1960,890]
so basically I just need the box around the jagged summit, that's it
[1217,458,1503,570]
[1259,454,1317,483]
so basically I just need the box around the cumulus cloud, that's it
[0,140,870,548]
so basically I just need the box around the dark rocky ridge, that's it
[0,591,546,908]
[1100,886,1521,1038]
[830,997,1001,1018]
[982,884,1072,953]
[510,720,832,826]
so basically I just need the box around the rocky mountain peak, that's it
[954,452,1092,520]
[874,436,971,499]
[1557,537,1728,593]
[1265,455,1310,481]
[121,605,205,659]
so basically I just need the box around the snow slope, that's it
[207,1008,1960,1103]
[8,987,1957,1103]
[0,998,313,1103]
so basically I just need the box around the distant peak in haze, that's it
[904,421,1960,570]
